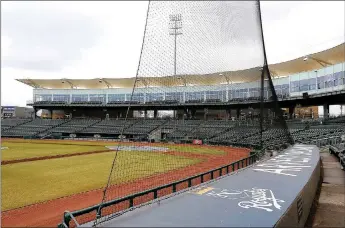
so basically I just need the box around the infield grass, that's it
[1,151,201,211]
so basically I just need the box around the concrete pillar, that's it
[154,110,158,119]
[33,108,38,119]
[144,110,148,119]
[289,106,295,119]
[226,109,231,120]
[191,109,196,119]
[204,108,208,120]
[323,103,329,119]
[184,108,188,120]
[236,108,240,119]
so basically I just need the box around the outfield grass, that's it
[1,151,201,211]
[1,141,109,161]
[1,139,226,161]
[167,144,225,155]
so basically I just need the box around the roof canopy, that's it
[17,43,345,89]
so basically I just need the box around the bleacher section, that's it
[49,119,101,134]
[208,126,261,147]
[1,118,31,132]
[124,119,167,135]
[2,117,345,152]
[2,119,66,138]
[80,119,137,135]
[329,143,345,169]
[192,120,233,139]
[162,120,204,139]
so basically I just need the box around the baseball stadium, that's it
[1,1,345,227]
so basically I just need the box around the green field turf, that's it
[1,139,226,161]
[1,141,109,161]
[1,151,201,211]
[167,144,225,155]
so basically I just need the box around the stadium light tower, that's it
[169,14,182,76]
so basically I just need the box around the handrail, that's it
[58,152,257,228]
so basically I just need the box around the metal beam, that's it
[100,78,113,88]
[305,56,332,67]
[177,76,187,86]
[27,78,41,89]
[61,79,76,89]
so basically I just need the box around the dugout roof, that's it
[17,43,345,89]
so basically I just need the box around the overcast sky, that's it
[1,1,344,107]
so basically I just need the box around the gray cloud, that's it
[2,2,103,71]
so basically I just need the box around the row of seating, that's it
[2,119,66,137]
[1,118,31,131]
[329,143,345,170]
[2,118,345,149]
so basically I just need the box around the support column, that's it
[236,108,240,119]
[191,109,196,119]
[33,108,38,119]
[226,109,231,121]
[289,105,295,119]
[323,103,329,119]
[154,110,158,119]
[204,108,208,120]
[184,108,188,120]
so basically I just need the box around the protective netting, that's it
[91,1,293,226]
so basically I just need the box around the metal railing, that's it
[58,152,258,228]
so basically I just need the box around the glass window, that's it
[308,78,316,90]
[274,85,282,95]
[232,90,240,98]
[205,91,224,100]
[108,94,126,102]
[249,87,260,97]
[338,71,345,85]
[89,94,105,102]
[35,94,52,102]
[186,92,204,101]
[238,88,248,98]
[282,84,289,96]
[299,79,309,92]
[290,81,299,92]
[132,93,144,103]
[53,94,70,102]
[146,93,164,102]
[317,76,325,89]
[72,94,88,102]
[324,74,334,88]
[165,92,183,102]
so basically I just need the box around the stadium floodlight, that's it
[303,56,331,67]
[169,14,182,76]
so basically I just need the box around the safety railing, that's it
[58,152,258,228]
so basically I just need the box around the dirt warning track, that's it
[1,145,250,227]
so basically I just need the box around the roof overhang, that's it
[16,42,345,89]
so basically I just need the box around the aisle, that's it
[307,151,345,227]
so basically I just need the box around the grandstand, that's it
[1,1,344,227]
[15,43,344,121]
[2,42,345,151]
[2,43,344,150]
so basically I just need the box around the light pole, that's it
[169,14,182,76]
